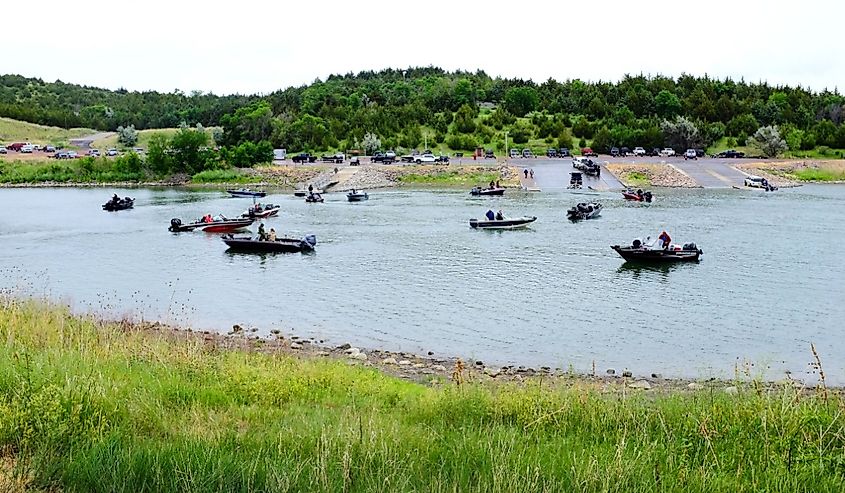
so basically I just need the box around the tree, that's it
[747,126,787,157]
[660,116,703,151]
[591,127,613,153]
[453,103,477,133]
[502,87,538,117]
[170,125,210,174]
[360,132,382,155]
[116,125,138,147]
[654,90,682,118]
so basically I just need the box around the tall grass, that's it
[1,298,843,492]
[789,167,845,182]
[398,170,502,187]
[190,169,253,184]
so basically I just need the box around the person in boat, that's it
[489,180,495,189]
[636,189,644,200]
[111,193,119,203]
[268,228,276,241]
[495,210,504,220]
[495,180,500,188]
[485,209,495,221]
[308,184,313,194]
[258,223,267,241]
[658,231,672,250]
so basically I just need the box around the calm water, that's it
[1,184,843,382]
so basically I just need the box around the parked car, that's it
[610,147,620,157]
[6,143,25,152]
[0,146,6,154]
[695,149,705,157]
[684,149,697,160]
[633,147,646,156]
[106,148,119,156]
[484,149,495,159]
[713,149,745,158]
[620,147,631,157]
[67,151,78,159]
[44,145,56,153]
[522,149,533,158]
[648,147,661,156]
[414,153,437,164]
[54,151,69,159]
[292,152,317,163]
[371,151,395,164]
[21,144,34,153]
[88,149,101,157]
[581,147,598,157]
[546,148,557,158]
[509,149,519,158]
[321,152,345,163]
[385,150,396,159]
[558,148,571,157]
[660,148,676,157]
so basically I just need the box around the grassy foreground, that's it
[1,299,844,492]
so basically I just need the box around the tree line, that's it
[3,69,845,160]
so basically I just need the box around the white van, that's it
[21,144,34,153]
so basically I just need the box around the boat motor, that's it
[170,218,182,228]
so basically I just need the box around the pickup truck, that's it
[660,148,676,157]
[321,153,344,164]
[580,147,598,157]
[371,152,396,164]
[292,153,317,163]
[713,149,745,158]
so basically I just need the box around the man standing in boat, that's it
[258,223,267,241]
[659,231,672,250]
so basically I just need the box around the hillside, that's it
[0,116,95,146]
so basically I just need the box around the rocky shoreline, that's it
[605,162,699,188]
[126,317,835,395]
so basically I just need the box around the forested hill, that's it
[3,68,845,153]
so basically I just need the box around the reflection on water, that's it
[1,184,844,383]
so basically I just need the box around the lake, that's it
[1,184,843,383]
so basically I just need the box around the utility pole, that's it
[504,130,508,162]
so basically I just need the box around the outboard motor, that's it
[302,234,317,249]
[169,218,182,231]
[644,191,653,203]
[683,242,697,251]
[632,239,642,248]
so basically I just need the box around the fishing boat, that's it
[169,216,254,233]
[622,189,653,202]
[470,187,505,196]
[611,237,702,263]
[347,190,369,202]
[241,203,280,218]
[102,196,134,211]
[566,202,602,221]
[567,172,583,189]
[222,234,317,253]
[469,215,536,230]
[227,188,266,198]
[305,193,324,203]
[294,188,322,197]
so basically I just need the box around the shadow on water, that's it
[615,261,700,279]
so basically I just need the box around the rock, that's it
[337,343,351,350]
[651,373,663,379]
[381,357,398,365]
[427,351,434,356]
[475,361,484,366]
[291,335,299,339]
[398,360,411,366]
[431,365,447,372]
[606,369,616,375]
[484,367,500,377]
[290,342,303,350]
[232,324,242,333]
[344,347,360,355]
[628,380,652,390]
[270,329,281,335]
[421,369,434,375]
[724,386,738,395]
[350,352,368,361]
[250,327,258,333]
[622,370,633,378]
[315,351,330,357]
[687,382,704,390]
[412,363,425,369]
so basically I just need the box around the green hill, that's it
[0,117,95,146]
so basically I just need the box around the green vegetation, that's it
[4,70,845,160]
[623,171,650,187]
[0,155,146,183]
[397,170,502,187]
[90,126,218,151]
[0,116,94,146]
[190,169,253,184]
[1,299,844,492]
[788,167,845,181]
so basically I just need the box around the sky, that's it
[2,0,842,95]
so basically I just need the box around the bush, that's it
[445,134,477,151]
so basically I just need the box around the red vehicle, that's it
[580,147,598,157]
[6,142,26,152]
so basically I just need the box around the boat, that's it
[566,202,602,221]
[469,215,536,230]
[470,187,506,196]
[241,203,280,218]
[294,188,322,197]
[227,188,266,198]
[611,237,702,263]
[347,190,369,202]
[223,234,317,253]
[622,189,653,202]
[102,196,134,211]
[567,171,583,189]
[305,193,324,203]
[169,216,254,233]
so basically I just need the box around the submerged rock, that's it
[606,369,616,375]
[337,343,351,351]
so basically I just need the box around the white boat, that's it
[469,215,537,230]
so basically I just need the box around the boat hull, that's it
[223,236,316,253]
[201,220,254,233]
[242,206,280,218]
[611,245,702,262]
[347,193,368,202]
[227,189,266,198]
[470,188,505,196]
[102,199,134,211]
[567,203,602,221]
[470,216,537,229]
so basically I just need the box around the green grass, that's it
[0,158,145,184]
[623,171,650,187]
[397,170,503,187]
[788,167,845,181]
[190,169,253,184]
[0,117,96,147]
[1,298,844,492]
